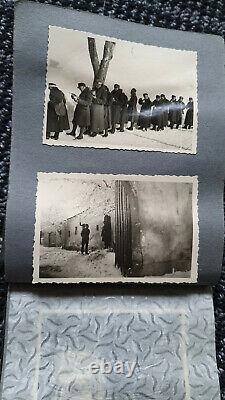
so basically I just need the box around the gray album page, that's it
[4,0,225,283]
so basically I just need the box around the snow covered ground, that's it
[43,126,195,153]
[39,246,121,279]
[39,246,191,280]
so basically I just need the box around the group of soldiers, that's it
[46,82,194,140]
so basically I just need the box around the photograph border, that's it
[32,172,199,284]
[42,25,198,154]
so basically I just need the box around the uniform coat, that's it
[111,89,123,127]
[169,99,179,127]
[159,97,170,127]
[184,101,194,128]
[127,94,138,123]
[81,226,90,242]
[91,85,108,133]
[152,99,163,129]
[73,87,93,128]
[47,101,59,133]
[101,222,112,248]
[176,100,185,127]
[46,87,70,133]
[104,89,112,130]
[119,92,128,128]
[81,225,90,254]
[138,98,152,128]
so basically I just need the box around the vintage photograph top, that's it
[43,26,198,154]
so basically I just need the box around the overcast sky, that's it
[46,25,197,105]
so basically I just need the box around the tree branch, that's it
[95,40,116,84]
[102,40,116,62]
[88,37,100,76]
[88,38,116,86]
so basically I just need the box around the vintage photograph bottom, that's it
[33,174,198,283]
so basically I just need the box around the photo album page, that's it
[1,2,225,399]
[4,1,225,284]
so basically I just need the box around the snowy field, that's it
[39,246,121,279]
[39,246,191,280]
[43,126,195,153]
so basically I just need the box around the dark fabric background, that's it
[0,0,225,397]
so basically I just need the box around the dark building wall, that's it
[135,181,193,276]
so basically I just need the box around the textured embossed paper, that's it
[0,286,220,399]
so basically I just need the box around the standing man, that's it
[127,88,138,131]
[46,83,70,140]
[169,95,178,129]
[80,223,90,255]
[160,94,170,129]
[176,96,185,129]
[103,87,113,137]
[138,93,152,131]
[184,98,194,129]
[90,81,108,137]
[109,84,122,133]
[152,95,163,131]
[101,215,112,249]
[69,83,93,140]
[118,90,128,132]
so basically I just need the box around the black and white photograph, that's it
[33,173,198,283]
[43,26,198,153]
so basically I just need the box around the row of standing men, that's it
[46,82,194,140]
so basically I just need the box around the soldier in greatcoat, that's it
[184,98,194,129]
[169,95,178,129]
[127,88,138,131]
[109,84,122,133]
[118,91,128,132]
[69,83,93,139]
[138,93,152,130]
[80,223,90,255]
[159,94,170,129]
[101,215,112,249]
[102,87,113,137]
[46,83,70,140]
[152,95,163,131]
[176,96,185,129]
[90,81,108,136]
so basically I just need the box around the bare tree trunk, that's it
[88,37,100,77]
[88,37,115,88]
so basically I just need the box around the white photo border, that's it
[42,25,198,154]
[32,173,199,284]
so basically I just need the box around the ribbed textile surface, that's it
[0,0,225,397]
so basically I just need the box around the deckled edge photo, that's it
[42,25,198,154]
[32,173,199,284]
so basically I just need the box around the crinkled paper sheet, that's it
[0,286,220,400]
